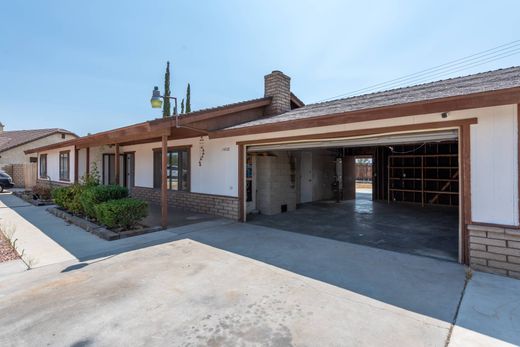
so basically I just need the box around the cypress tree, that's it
[185,83,191,113]
[162,61,171,118]
[180,99,185,114]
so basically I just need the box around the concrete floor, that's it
[248,192,459,261]
[0,216,519,346]
[143,203,217,228]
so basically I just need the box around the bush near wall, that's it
[95,198,148,230]
[52,184,86,215]
[79,185,128,219]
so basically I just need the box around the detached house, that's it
[26,67,520,279]
[0,125,77,187]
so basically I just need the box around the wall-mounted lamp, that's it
[441,112,448,119]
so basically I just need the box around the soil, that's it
[0,233,20,263]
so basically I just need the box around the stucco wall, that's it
[0,133,76,165]
[38,145,75,183]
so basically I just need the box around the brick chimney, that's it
[264,70,291,116]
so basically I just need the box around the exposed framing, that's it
[237,119,476,264]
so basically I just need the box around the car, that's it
[0,171,14,192]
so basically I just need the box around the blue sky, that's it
[0,1,519,136]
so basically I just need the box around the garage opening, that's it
[245,130,460,262]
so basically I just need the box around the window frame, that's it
[39,154,48,178]
[153,145,191,192]
[59,150,70,181]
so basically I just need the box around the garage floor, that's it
[248,193,459,261]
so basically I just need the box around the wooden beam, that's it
[236,118,478,146]
[238,144,245,222]
[86,147,90,175]
[161,135,168,228]
[74,147,79,183]
[114,144,120,185]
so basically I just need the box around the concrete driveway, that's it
[0,222,519,346]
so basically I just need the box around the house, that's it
[26,67,520,279]
[0,126,77,187]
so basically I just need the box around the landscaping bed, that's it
[0,232,20,263]
[47,207,161,240]
[13,190,54,206]
[47,167,157,241]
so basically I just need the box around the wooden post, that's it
[86,147,90,175]
[114,144,120,185]
[161,135,168,228]
[74,147,79,183]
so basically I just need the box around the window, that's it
[59,151,70,181]
[39,154,47,178]
[153,147,190,191]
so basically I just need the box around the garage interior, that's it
[246,131,460,262]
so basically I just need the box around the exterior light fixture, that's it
[150,86,163,108]
[441,112,448,119]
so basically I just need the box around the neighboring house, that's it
[26,67,520,279]
[0,126,77,187]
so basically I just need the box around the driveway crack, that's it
[445,268,472,346]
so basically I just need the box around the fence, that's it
[1,163,37,189]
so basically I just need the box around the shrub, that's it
[32,184,52,200]
[95,198,148,230]
[79,185,129,219]
[52,184,86,215]
[52,187,74,209]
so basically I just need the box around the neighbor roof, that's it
[225,66,520,130]
[0,128,77,153]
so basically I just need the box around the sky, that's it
[0,1,519,136]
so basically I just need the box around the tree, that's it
[180,99,185,114]
[185,83,191,113]
[162,61,171,118]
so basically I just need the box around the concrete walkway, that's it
[0,192,232,270]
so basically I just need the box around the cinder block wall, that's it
[2,164,24,187]
[468,224,520,279]
[256,152,297,215]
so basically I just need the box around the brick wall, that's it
[264,71,291,116]
[130,186,239,220]
[468,224,520,279]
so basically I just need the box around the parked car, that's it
[0,170,14,192]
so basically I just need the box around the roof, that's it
[225,66,520,130]
[0,128,77,153]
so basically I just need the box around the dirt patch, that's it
[0,232,20,263]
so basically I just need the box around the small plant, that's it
[52,184,86,215]
[80,162,100,187]
[95,198,148,230]
[79,185,128,219]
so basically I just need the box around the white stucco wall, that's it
[39,145,75,183]
[36,103,519,226]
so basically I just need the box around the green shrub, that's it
[95,198,148,230]
[79,185,129,219]
[52,184,86,215]
[52,187,74,209]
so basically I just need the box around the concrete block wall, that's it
[2,164,24,187]
[468,224,520,279]
[131,186,239,220]
[256,152,297,215]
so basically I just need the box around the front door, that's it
[125,153,135,188]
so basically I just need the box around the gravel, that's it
[0,233,19,263]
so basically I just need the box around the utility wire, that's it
[319,40,520,102]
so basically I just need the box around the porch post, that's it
[74,146,79,183]
[86,147,90,175]
[161,135,168,228]
[115,144,120,185]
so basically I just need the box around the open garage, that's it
[246,130,461,261]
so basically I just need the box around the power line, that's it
[319,40,520,102]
